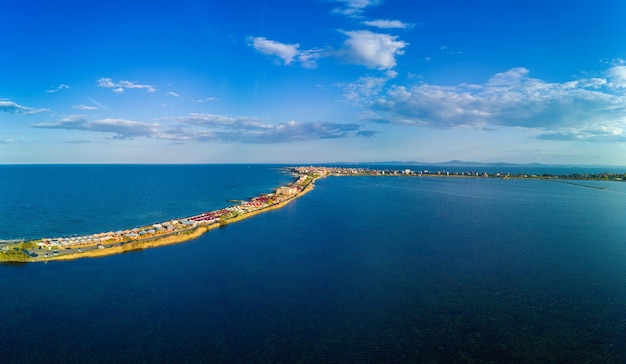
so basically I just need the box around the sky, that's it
[2,0,626,165]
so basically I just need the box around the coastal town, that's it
[0,168,313,262]
[291,165,626,181]
[1,165,623,263]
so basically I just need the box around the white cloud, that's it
[163,113,363,143]
[173,113,271,129]
[30,111,366,143]
[339,69,398,102]
[337,30,407,70]
[97,77,157,93]
[73,104,99,111]
[579,78,607,88]
[118,80,157,93]
[332,0,380,16]
[259,120,360,142]
[0,100,49,115]
[166,92,180,97]
[251,4,408,70]
[345,67,626,142]
[32,115,160,139]
[192,97,217,103]
[46,84,70,93]
[297,49,324,69]
[249,36,324,68]
[97,78,116,88]
[250,37,300,65]
[537,124,626,142]
[363,19,413,29]
[607,66,626,88]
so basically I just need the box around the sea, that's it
[1,164,626,363]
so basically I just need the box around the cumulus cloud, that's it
[31,115,160,139]
[363,19,414,29]
[166,91,180,97]
[97,78,157,93]
[0,100,49,115]
[249,37,300,65]
[249,36,324,68]
[46,84,70,93]
[118,80,156,93]
[97,78,116,88]
[251,7,411,71]
[344,66,626,141]
[337,30,407,70]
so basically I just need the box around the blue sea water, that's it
[0,164,292,240]
[2,165,626,362]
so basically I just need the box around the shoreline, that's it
[3,164,620,263]
[1,170,317,263]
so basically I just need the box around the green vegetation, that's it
[17,241,37,250]
[0,240,39,262]
[0,247,31,262]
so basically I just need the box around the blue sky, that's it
[2,0,626,164]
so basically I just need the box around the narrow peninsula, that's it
[1,166,623,263]
[0,168,319,263]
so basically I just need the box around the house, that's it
[276,186,297,196]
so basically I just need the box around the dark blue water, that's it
[1,165,626,362]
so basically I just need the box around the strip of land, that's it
[0,169,316,263]
[1,165,623,263]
